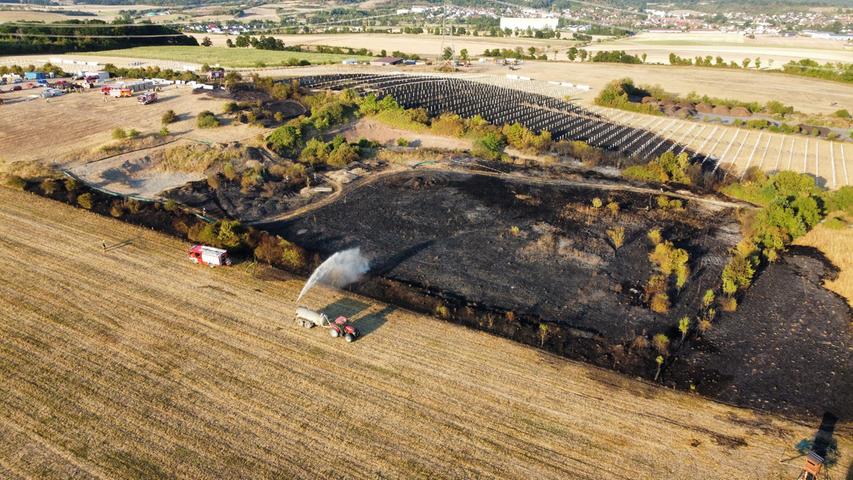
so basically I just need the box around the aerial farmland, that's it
[0,1,851,478]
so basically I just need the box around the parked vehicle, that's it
[109,87,133,98]
[12,85,21,91]
[188,245,231,267]
[137,92,157,105]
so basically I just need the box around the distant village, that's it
[161,2,853,42]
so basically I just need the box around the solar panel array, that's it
[294,73,696,164]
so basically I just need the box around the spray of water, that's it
[297,247,370,302]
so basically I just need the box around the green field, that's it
[81,46,371,68]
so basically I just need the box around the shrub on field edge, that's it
[197,111,221,129]
[77,193,94,210]
[162,110,177,124]
[4,175,26,190]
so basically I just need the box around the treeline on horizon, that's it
[0,20,197,55]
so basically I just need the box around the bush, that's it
[109,201,124,217]
[77,192,94,209]
[431,113,466,137]
[649,241,690,288]
[647,228,662,245]
[650,293,669,313]
[207,174,221,190]
[161,110,177,124]
[834,109,850,119]
[652,333,670,355]
[223,102,238,114]
[702,289,715,308]
[594,78,662,115]
[188,219,246,249]
[501,122,551,152]
[327,143,359,168]
[720,296,738,312]
[40,178,57,195]
[472,131,506,161]
[254,234,307,271]
[721,254,755,295]
[197,111,221,129]
[4,175,26,190]
[268,124,304,157]
[591,197,603,209]
[623,151,691,185]
[222,162,238,181]
[657,195,683,210]
[299,138,330,166]
[127,128,140,139]
[124,199,142,214]
[606,201,620,216]
[111,128,127,140]
[607,226,625,249]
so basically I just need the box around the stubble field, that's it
[589,32,853,65]
[0,187,849,479]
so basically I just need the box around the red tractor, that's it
[295,306,359,342]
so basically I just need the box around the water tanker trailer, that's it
[295,306,359,342]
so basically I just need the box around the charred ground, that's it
[263,170,851,419]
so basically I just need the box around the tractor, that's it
[295,306,359,342]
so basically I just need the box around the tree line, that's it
[0,20,197,55]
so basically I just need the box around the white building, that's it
[499,17,559,31]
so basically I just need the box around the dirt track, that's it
[0,186,849,479]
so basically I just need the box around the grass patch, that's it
[81,46,371,68]
[795,218,853,307]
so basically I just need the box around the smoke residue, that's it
[297,247,370,301]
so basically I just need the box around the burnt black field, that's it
[264,170,852,419]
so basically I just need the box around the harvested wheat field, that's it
[590,31,853,66]
[0,187,849,479]
[796,219,853,308]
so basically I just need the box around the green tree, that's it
[327,143,359,168]
[268,124,303,157]
[442,47,454,61]
[299,138,330,166]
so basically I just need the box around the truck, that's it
[137,92,157,104]
[110,87,133,98]
[24,71,46,81]
[188,245,232,267]
[294,306,359,342]
[41,88,63,98]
